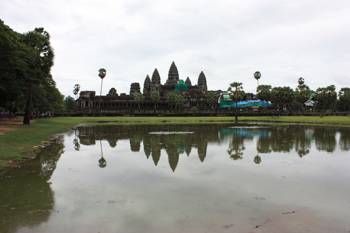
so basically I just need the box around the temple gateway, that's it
[78,61,222,114]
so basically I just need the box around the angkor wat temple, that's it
[78,61,221,114]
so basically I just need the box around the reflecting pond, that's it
[1,125,350,233]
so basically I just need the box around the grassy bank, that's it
[1,115,350,169]
[240,115,350,126]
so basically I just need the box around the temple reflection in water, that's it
[76,125,350,171]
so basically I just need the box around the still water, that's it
[1,125,350,233]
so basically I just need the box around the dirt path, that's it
[0,117,22,135]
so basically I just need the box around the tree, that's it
[227,82,244,123]
[0,21,63,119]
[0,20,34,113]
[22,27,55,124]
[256,85,272,101]
[73,84,80,99]
[295,77,311,108]
[150,90,160,112]
[107,87,117,96]
[133,93,145,112]
[271,87,294,112]
[98,68,106,95]
[337,88,350,111]
[254,71,261,87]
[168,92,185,112]
[205,92,218,111]
[315,85,337,112]
[64,96,76,112]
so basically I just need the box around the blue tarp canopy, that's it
[219,99,272,109]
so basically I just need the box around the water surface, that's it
[1,125,350,233]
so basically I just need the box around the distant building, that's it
[77,61,220,114]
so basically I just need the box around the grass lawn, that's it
[1,115,350,169]
[240,115,350,126]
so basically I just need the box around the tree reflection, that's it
[73,129,80,151]
[294,127,311,157]
[257,136,272,154]
[98,140,107,168]
[339,128,350,151]
[0,137,64,233]
[254,154,262,164]
[227,137,245,160]
[314,128,336,152]
[269,127,295,152]
[73,138,80,151]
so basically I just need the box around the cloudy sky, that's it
[1,0,350,96]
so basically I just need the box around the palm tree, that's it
[98,68,106,95]
[205,92,218,112]
[298,77,305,86]
[228,82,244,123]
[254,71,261,89]
[73,84,80,99]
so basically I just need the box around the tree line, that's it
[0,20,63,124]
[229,77,350,113]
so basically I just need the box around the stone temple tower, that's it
[151,68,161,92]
[151,68,161,85]
[143,75,151,97]
[130,82,141,96]
[197,71,207,92]
[185,77,192,86]
[165,61,179,86]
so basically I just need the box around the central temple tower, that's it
[165,61,179,86]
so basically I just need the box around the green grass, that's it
[239,115,350,126]
[1,115,350,169]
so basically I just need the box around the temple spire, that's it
[166,61,179,86]
[151,68,161,85]
[197,71,207,92]
[143,75,151,97]
[185,77,192,86]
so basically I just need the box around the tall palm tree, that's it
[73,84,80,99]
[254,71,261,90]
[98,68,106,95]
[228,82,244,123]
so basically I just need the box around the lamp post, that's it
[254,71,261,89]
[98,68,106,96]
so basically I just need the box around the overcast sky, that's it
[1,0,350,96]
